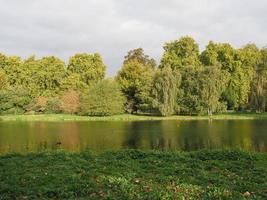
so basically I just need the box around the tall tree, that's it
[201,41,255,110]
[60,73,87,92]
[0,55,24,87]
[35,56,66,96]
[123,48,156,68]
[117,49,155,113]
[80,79,125,116]
[151,66,181,116]
[67,53,106,85]
[159,36,202,115]
[200,41,219,66]
[0,87,32,114]
[250,48,267,112]
[198,66,229,115]
[0,70,7,89]
[160,36,201,70]
[21,55,41,96]
[177,66,203,114]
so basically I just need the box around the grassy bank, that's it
[0,112,267,122]
[0,150,266,199]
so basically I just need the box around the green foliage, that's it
[174,66,228,115]
[80,79,125,116]
[176,66,203,114]
[60,73,88,92]
[123,48,156,68]
[0,69,7,89]
[250,48,267,112]
[152,66,181,116]
[67,53,106,85]
[28,96,61,114]
[117,49,155,113]
[201,42,236,71]
[0,36,267,116]
[160,36,201,70]
[200,41,260,110]
[0,87,32,114]
[0,52,107,115]
[46,97,61,114]
[35,56,66,96]
[0,54,26,88]
[198,66,228,115]
[9,55,66,97]
[158,37,221,115]
[220,61,254,109]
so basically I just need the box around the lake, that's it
[0,119,266,154]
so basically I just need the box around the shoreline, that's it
[0,113,267,122]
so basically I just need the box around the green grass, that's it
[0,150,266,199]
[0,112,267,122]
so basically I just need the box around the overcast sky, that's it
[0,0,266,76]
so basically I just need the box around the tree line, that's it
[0,36,266,116]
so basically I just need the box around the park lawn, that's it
[0,112,267,122]
[0,150,266,199]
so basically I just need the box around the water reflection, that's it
[0,120,266,154]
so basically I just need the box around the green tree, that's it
[0,87,32,114]
[80,79,125,116]
[67,53,106,85]
[237,44,261,69]
[11,55,66,97]
[0,70,7,89]
[160,36,201,70]
[0,53,9,70]
[151,66,181,116]
[123,48,156,68]
[177,66,203,114]
[36,56,66,96]
[46,97,61,114]
[0,55,25,87]
[250,48,267,112]
[222,62,252,109]
[201,42,236,71]
[201,42,254,110]
[159,37,202,115]
[21,56,41,96]
[198,66,228,115]
[60,73,87,92]
[117,49,155,113]
[200,41,219,66]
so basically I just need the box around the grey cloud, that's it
[0,0,266,76]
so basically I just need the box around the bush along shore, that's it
[0,150,266,199]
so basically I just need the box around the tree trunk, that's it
[208,108,212,116]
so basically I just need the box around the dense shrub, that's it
[46,97,61,114]
[0,87,32,114]
[29,96,61,114]
[80,79,125,116]
[60,90,80,114]
[31,96,48,113]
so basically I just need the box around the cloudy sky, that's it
[0,0,266,75]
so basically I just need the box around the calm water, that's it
[0,120,266,154]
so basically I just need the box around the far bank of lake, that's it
[0,113,267,122]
